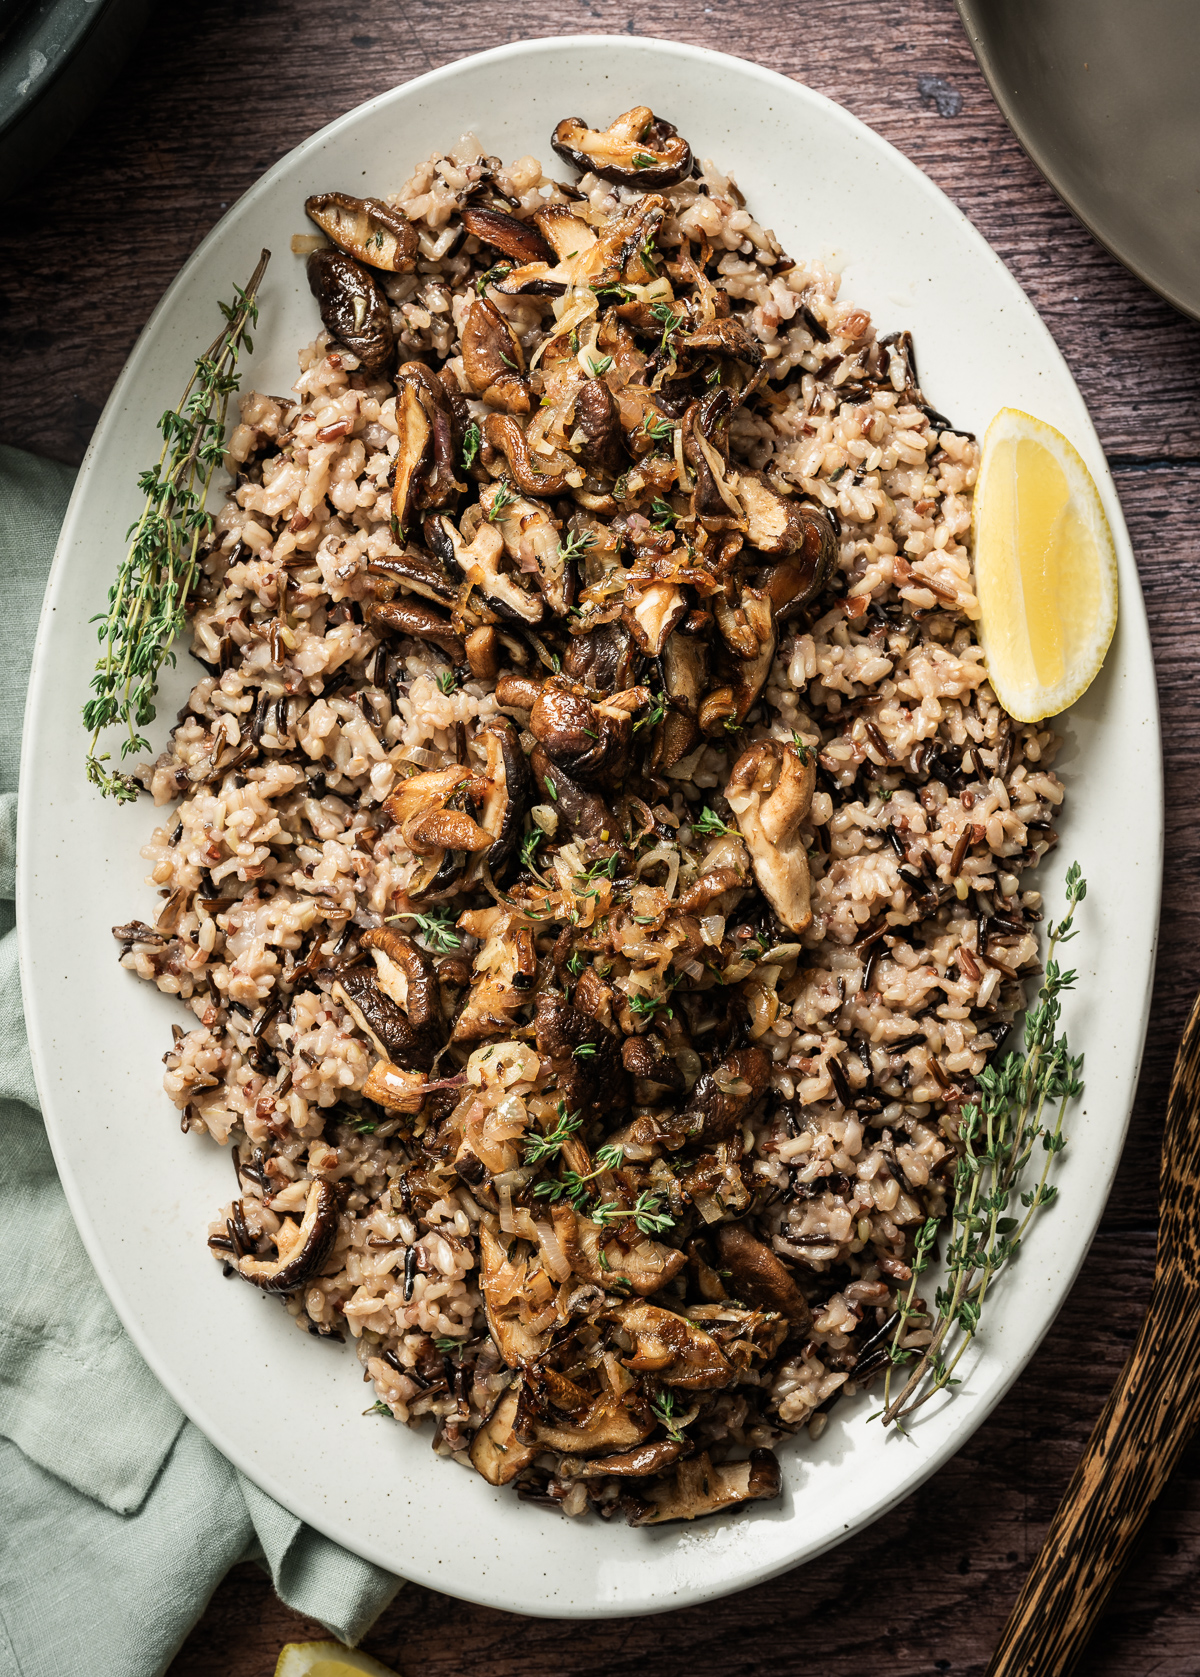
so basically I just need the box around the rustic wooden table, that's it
[6,0,1199,1670]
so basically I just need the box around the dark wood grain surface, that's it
[5,1,1198,1672]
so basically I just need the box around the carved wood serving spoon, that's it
[987,988,1200,1676]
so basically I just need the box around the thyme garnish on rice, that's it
[83,251,270,801]
[878,863,1087,1426]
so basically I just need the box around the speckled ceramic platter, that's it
[18,35,1160,1617]
[957,0,1200,321]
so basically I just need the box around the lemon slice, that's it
[972,407,1118,722]
[274,1642,401,1677]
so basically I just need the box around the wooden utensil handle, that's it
[987,1273,1200,1677]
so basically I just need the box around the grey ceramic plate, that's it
[0,0,149,197]
[956,0,1200,321]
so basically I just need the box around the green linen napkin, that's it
[0,446,402,1677]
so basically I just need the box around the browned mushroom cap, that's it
[472,716,534,882]
[562,617,641,693]
[382,765,493,857]
[237,1179,340,1293]
[464,625,502,681]
[651,631,707,772]
[573,377,626,477]
[626,1448,782,1524]
[622,1032,684,1092]
[306,250,395,375]
[685,388,744,529]
[495,671,545,711]
[531,679,632,783]
[359,926,443,1036]
[469,1385,539,1485]
[366,597,465,664]
[725,740,817,934]
[679,315,763,369]
[533,1391,653,1455]
[676,1046,771,1145]
[304,192,418,272]
[489,262,567,299]
[369,547,459,607]
[432,512,545,626]
[760,503,839,614]
[460,297,531,413]
[739,471,819,559]
[461,205,556,265]
[397,363,465,512]
[482,412,570,497]
[675,864,746,914]
[557,1438,685,1480]
[715,1222,812,1329]
[701,587,775,735]
[618,1302,734,1389]
[534,989,623,1083]
[552,107,692,189]
[529,746,615,842]
[333,967,437,1070]
[623,579,689,659]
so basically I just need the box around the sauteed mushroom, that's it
[552,107,693,189]
[461,205,556,266]
[236,1179,340,1293]
[306,250,395,374]
[627,1449,782,1524]
[461,297,531,413]
[304,192,418,272]
[725,740,817,933]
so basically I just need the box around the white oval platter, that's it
[18,34,1160,1618]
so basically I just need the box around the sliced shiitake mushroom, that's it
[366,597,465,664]
[304,192,418,272]
[461,297,531,413]
[469,1385,539,1485]
[306,249,395,375]
[672,1046,771,1146]
[552,107,692,189]
[236,1178,340,1293]
[715,1222,812,1329]
[626,1449,782,1524]
[725,740,817,934]
[461,205,556,265]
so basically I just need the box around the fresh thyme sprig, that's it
[523,1103,583,1166]
[533,1143,626,1212]
[384,907,462,954]
[650,1388,689,1441]
[84,251,270,800]
[557,529,595,565]
[879,863,1087,1426]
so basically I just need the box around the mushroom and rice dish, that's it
[115,107,1063,1525]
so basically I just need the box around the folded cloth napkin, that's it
[0,446,402,1677]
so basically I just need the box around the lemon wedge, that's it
[972,407,1118,722]
[274,1641,401,1677]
